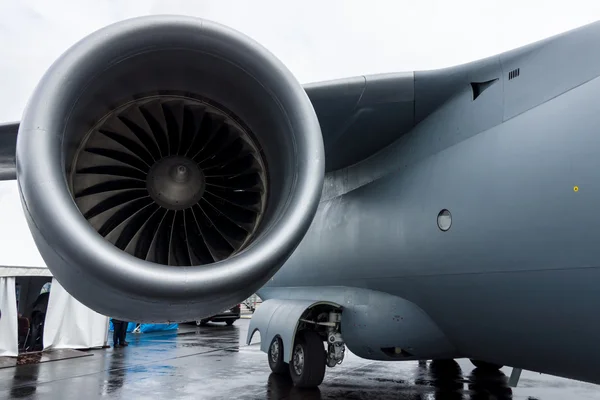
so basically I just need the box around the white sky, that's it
[1,0,600,122]
[0,0,600,267]
[0,181,45,267]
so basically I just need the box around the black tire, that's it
[268,336,289,375]
[289,331,326,388]
[226,320,234,326]
[470,359,503,370]
[197,319,208,326]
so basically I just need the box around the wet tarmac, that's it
[1,319,599,399]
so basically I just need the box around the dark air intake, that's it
[73,96,267,266]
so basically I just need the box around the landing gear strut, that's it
[326,332,345,367]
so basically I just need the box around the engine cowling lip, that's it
[16,16,324,306]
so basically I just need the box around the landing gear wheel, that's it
[268,336,289,375]
[289,331,326,388]
[226,320,234,326]
[196,319,208,326]
[470,359,503,370]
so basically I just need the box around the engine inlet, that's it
[17,15,324,321]
[71,96,268,266]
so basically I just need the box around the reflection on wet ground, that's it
[1,319,599,399]
[0,349,91,369]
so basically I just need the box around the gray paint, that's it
[3,15,600,386]
[305,72,415,172]
[252,287,458,363]
[262,20,600,384]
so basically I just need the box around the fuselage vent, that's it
[508,68,520,80]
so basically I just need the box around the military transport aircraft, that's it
[1,15,599,389]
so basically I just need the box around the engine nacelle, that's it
[15,16,324,322]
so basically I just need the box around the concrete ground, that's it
[1,318,599,399]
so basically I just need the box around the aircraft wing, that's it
[0,73,420,179]
[0,121,18,180]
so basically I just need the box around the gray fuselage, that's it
[260,21,600,384]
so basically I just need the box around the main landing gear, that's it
[289,330,327,387]
[470,358,524,388]
[267,310,345,388]
[470,359,503,371]
[268,336,288,375]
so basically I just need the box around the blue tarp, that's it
[108,320,178,333]
[138,323,178,333]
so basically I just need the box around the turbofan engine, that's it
[15,16,324,322]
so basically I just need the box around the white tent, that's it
[0,181,110,357]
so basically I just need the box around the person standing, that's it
[119,320,129,346]
[112,319,129,347]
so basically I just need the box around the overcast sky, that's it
[1,0,600,122]
[1,0,600,267]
